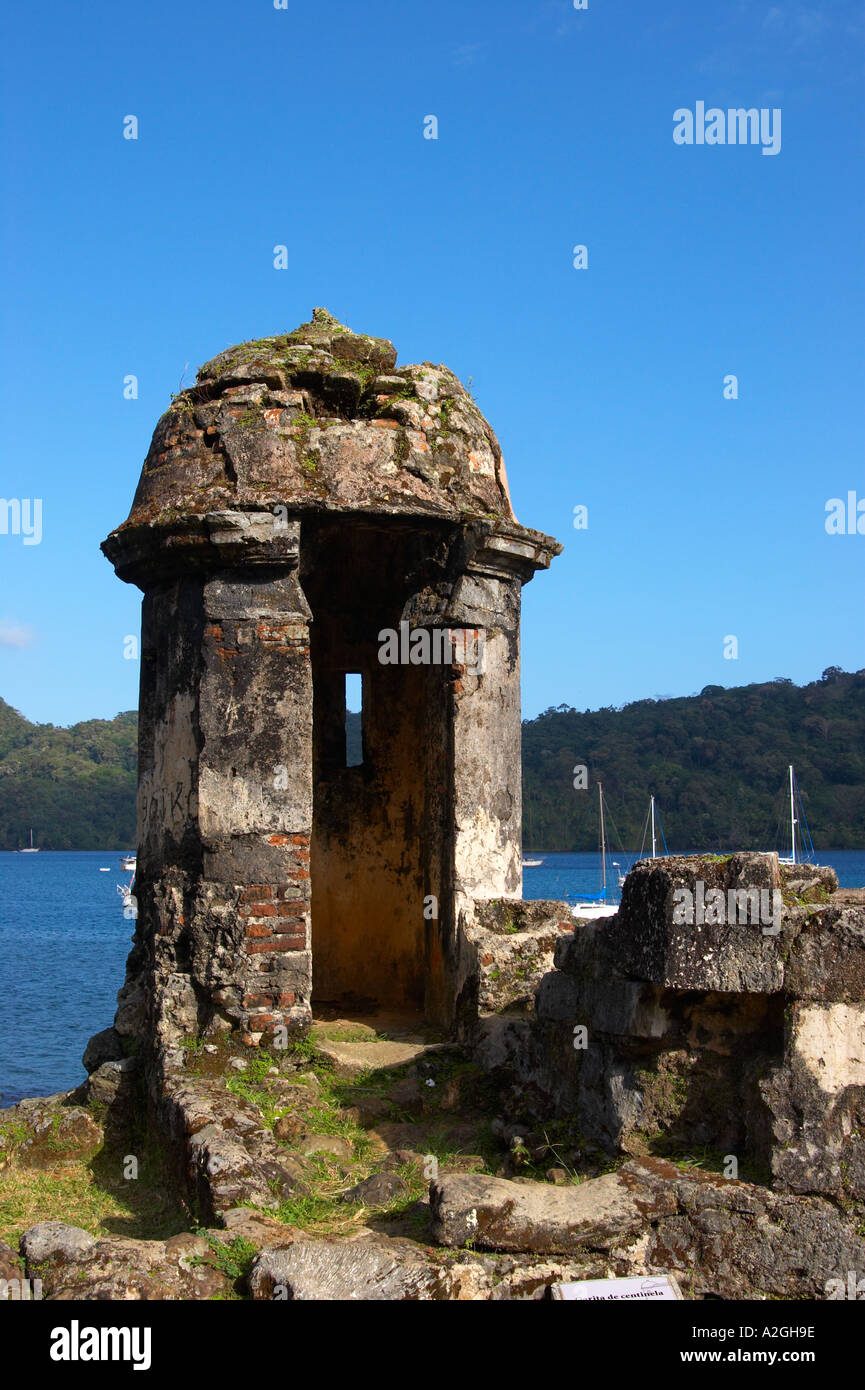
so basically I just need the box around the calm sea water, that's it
[0,852,135,1108]
[1,848,863,1107]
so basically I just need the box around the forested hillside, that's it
[1,667,863,851]
[522,668,865,852]
[0,699,137,849]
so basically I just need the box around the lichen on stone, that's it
[117,308,526,537]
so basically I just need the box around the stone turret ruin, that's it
[101,308,561,1062]
[5,310,862,1301]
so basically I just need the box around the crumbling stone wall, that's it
[462,853,865,1208]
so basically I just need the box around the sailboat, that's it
[18,829,39,853]
[636,794,667,865]
[571,783,619,920]
[608,793,666,888]
[777,764,814,866]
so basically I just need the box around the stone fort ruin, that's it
[102,308,561,1056]
[93,309,864,1247]
[1,305,850,1302]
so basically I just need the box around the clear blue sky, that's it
[1,0,862,726]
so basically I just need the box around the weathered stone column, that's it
[404,524,557,1029]
[449,530,553,907]
[106,511,313,1058]
[197,517,313,1046]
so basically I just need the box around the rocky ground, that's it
[2,1016,863,1301]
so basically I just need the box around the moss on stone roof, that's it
[118,308,519,531]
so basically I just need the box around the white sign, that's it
[551,1275,683,1301]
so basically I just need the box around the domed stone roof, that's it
[123,308,517,529]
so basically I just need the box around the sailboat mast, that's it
[789,764,796,866]
[650,796,656,859]
[598,782,607,895]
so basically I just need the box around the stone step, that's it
[313,1037,447,1078]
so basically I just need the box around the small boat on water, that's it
[522,856,544,868]
[18,829,39,853]
[120,853,137,872]
[571,783,620,920]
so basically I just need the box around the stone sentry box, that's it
[102,309,560,1056]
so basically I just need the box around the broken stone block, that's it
[297,1134,353,1162]
[249,1236,451,1301]
[430,1170,674,1254]
[456,899,573,1027]
[22,1226,231,1301]
[781,861,838,902]
[628,1158,865,1301]
[785,907,865,1002]
[205,1206,301,1251]
[0,1241,23,1283]
[609,854,788,993]
[430,1159,865,1300]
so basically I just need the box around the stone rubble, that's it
[465,855,865,1209]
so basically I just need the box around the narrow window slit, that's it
[345,672,363,767]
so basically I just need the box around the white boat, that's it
[571,783,620,920]
[18,828,39,853]
[120,853,137,872]
[572,899,618,920]
[522,856,544,868]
